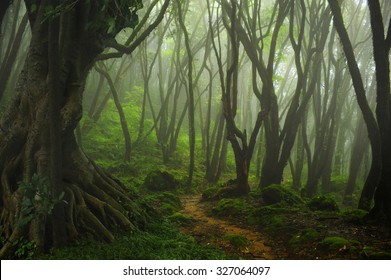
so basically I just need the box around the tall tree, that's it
[0,0,166,257]
[327,0,381,211]
[367,0,391,221]
[328,0,391,221]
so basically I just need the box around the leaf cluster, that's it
[17,173,65,227]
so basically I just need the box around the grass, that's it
[37,221,230,260]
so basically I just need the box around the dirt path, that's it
[180,195,275,259]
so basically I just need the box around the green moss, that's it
[308,196,339,212]
[212,198,250,217]
[201,185,221,201]
[261,184,303,206]
[289,228,320,245]
[143,192,181,216]
[144,170,180,192]
[341,209,368,221]
[265,215,286,232]
[360,246,391,259]
[167,212,194,225]
[319,236,359,251]
[223,234,250,249]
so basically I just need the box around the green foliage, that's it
[38,221,229,260]
[17,174,65,227]
[307,196,339,212]
[223,234,250,249]
[13,237,37,260]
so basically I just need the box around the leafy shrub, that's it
[12,237,37,260]
[18,173,65,227]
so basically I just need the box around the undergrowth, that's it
[38,221,230,260]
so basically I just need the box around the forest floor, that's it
[179,194,391,260]
[179,195,278,259]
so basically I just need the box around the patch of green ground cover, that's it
[307,196,339,212]
[168,212,194,225]
[340,209,368,221]
[142,191,182,216]
[201,185,221,201]
[223,234,251,249]
[319,236,360,252]
[212,198,254,217]
[360,246,391,259]
[38,221,230,260]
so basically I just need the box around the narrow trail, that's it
[180,195,276,259]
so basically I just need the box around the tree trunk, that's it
[0,0,147,258]
[367,0,391,221]
[328,0,382,211]
[95,64,132,162]
[344,117,368,206]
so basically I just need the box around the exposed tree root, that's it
[0,144,149,259]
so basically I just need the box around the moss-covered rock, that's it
[265,215,286,232]
[212,198,250,217]
[201,185,221,201]
[289,228,320,246]
[144,170,180,192]
[308,196,339,212]
[261,184,303,206]
[319,236,359,252]
[202,179,247,201]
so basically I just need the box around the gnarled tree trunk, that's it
[0,0,147,258]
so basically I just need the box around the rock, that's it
[143,170,180,192]
[261,184,303,206]
[308,196,339,212]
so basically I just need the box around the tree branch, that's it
[97,0,170,60]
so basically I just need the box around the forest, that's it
[0,0,391,260]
